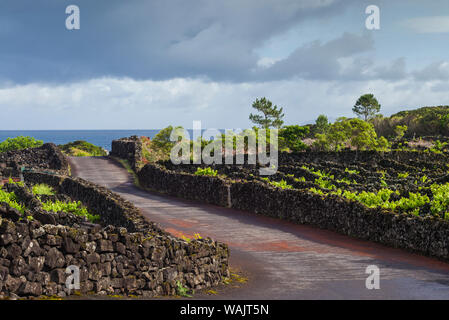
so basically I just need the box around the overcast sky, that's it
[1,0,449,129]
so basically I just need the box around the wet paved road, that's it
[70,157,449,299]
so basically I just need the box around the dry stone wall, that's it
[0,144,230,298]
[110,136,142,170]
[135,153,449,262]
[0,213,229,298]
[0,143,69,178]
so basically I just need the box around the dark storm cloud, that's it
[0,0,357,83]
[254,32,375,81]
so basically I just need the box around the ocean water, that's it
[0,130,160,151]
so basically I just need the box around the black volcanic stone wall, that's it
[0,216,229,298]
[0,139,230,299]
[110,136,142,170]
[0,143,69,178]
[136,161,449,262]
[279,150,449,166]
[229,181,449,260]
[138,164,230,207]
[0,171,230,298]
[23,172,156,233]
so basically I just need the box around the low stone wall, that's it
[230,181,449,260]
[0,143,69,178]
[0,215,229,298]
[136,163,449,262]
[0,172,230,298]
[110,136,142,170]
[138,164,230,207]
[23,172,157,234]
[279,150,449,166]
[0,141,230,299]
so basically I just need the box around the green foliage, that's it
[309,182,449,218]
[430,183,449,219]
[374,106,449,138]
[41,200,100,222]
[397,172,409,179]
[8,177,24,187]
[0,136,43,153]
[279,125,309,152]
[194,167,218,176]
[328,187,428,214]
[314,177,336,190]
[176,281,192,298]
[394,125,408,141]
[315,114,330,134]
[431,140,448,152]
[32,184,55,195]
[58,141,107,157]
[0,189,25,213]
[249,97,284,129]
[313,118,387,151]
[152,126,185,156]
[336,177,356,185]
[376,136,391,151]
[352,94,381,121]
[345,168,360,175]
[262,178,293,189]
[309,187,325,195]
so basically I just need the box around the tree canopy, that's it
[279,125,309,152]
[151,125,185,154]
[313,118,390,151]
[315,114,329,134]
[249,97,284,129]
[353,94,381,121]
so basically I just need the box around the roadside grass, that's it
[109,156,141,188]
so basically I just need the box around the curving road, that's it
[70,156,449,299]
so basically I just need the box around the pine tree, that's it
[249,97,284,129]
[353,94,381,121]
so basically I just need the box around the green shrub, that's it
[345,168,360,175]
[176,281,192,298]
[0,136,43,153]
[194,167,218,176]
[41,200,100,222]
[269,179,293,189]
[58,141,107,157]
[397,172,409,179]
[7,177,24,187]
[312,118,385,151]
[314,177,336,190]
[279,125,309,152]
[32,184,55,195]
[430,183,449,219]
[0,190,25,213]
